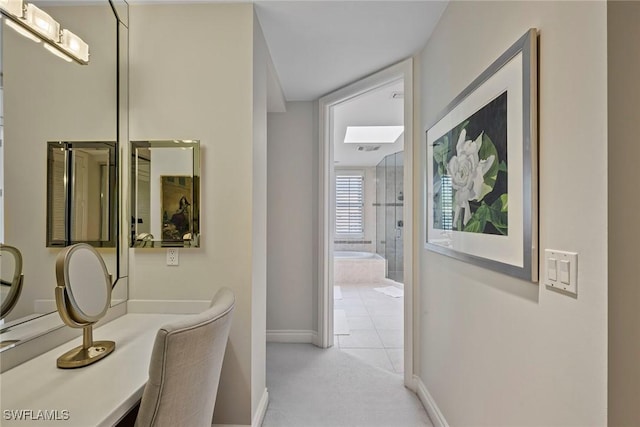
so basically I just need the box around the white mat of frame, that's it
[334,309,350,335]
[334,286,343,300]
[374,286,404,298]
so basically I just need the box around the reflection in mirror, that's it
[0,1,128,356]
[0,245,24,323]
[2,2,117,326]
[46,141,116,247]
[131,140,201,248]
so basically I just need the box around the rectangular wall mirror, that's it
[46,141,116,247]
[131,140,200,248]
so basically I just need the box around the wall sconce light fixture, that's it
[0,0,90,65]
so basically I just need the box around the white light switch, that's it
[544,249,578,296]
[559,260,570,284]
[547,258,557,281]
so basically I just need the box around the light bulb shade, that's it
[0,0,24,18]
[24,3,59,42]
[60,29,89,63]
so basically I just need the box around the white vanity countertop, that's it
[0,313,63,345]
[0,313,188,426]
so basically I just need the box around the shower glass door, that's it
[376,152,404,283]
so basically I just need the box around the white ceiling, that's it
[333,79,404,167]
[255,1,448,101]
[43,1,447,101]
[253,1,447,166]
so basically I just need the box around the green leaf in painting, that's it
[464,203,491,233]
[494,194,508,213]
[486,194,508,235]
[463,218,483,233]
[433,137,450,177]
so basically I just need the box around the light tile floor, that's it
[334,282,403,375]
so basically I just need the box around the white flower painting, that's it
[432,91,508,235]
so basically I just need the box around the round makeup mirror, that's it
[0,245,24,321]
[55,243,115,368]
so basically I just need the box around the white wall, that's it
[607,1,640,425]
[416,2,608,425]
[128,4,266,424]
[266,101,317,335]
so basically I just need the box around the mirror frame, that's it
[130,140,201,248]
[0,245,24,319]
[55,243,111,324]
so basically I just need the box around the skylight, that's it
[344,126,404,144]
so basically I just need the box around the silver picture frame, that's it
[425,28,538,282]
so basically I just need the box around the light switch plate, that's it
[544,249,577,295]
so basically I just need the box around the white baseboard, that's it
[127,299,210,314]
[211,387,268,427]
[252,388,269,427]
[311,332,323,347]
[266,329,316,343]
[414,375,449,427]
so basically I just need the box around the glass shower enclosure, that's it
[376,152,404,283]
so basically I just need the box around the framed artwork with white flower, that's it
[425,28,538,282]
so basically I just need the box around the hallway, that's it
[334,283,404,375]
[263,343,430,427]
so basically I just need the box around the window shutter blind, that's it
[336,174,364,235]
[441,175,453,230]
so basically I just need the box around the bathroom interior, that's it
[332,80,405,375]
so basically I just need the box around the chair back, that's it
[135,288,235,427]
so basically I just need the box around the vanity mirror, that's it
[0,0,128,357]
[131,140,201,248]
[55,243,114,368]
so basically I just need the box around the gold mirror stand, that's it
[55,244,115,369]
[55,285,115,368]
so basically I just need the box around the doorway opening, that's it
[318,59,414,385]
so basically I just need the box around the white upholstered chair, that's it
[134,288,235,427]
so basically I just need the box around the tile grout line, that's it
[360,283,398,373]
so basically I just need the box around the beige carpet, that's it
[263,343,433,427]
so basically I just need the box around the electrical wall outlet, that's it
[166,248,179,266]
